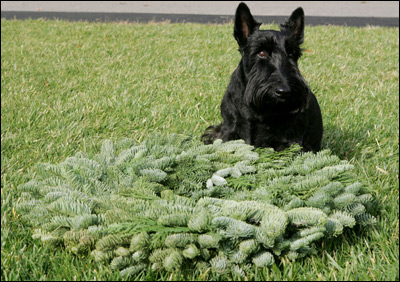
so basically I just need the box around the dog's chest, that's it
[245,119,304,150]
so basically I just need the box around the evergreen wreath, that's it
[16,134,376,278]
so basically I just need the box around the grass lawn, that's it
[1,19,399,281]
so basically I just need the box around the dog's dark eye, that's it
[257,51,267,59]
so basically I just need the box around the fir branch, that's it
[16,134,376,277]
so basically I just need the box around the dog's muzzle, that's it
[274,85,291,98]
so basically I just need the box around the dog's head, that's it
[234,3,310,115]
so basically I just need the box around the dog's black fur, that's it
[201,3,323,152]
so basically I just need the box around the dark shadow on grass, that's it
[321,124,369,161]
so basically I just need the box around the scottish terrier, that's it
[201,2,323,152]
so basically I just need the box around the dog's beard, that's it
[244,72,308,115]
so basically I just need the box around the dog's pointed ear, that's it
[234,3,261,48]
[280,7,304,45]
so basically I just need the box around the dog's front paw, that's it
[200,124,222,144]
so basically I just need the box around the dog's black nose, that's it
[275,86,291,97]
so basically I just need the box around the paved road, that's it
[1,1,399,27]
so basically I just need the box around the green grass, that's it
[1,18,398,281]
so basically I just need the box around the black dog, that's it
[201,3,323,152]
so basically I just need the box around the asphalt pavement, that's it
[1,1,399,27]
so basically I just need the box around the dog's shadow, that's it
[321,124,369,161]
